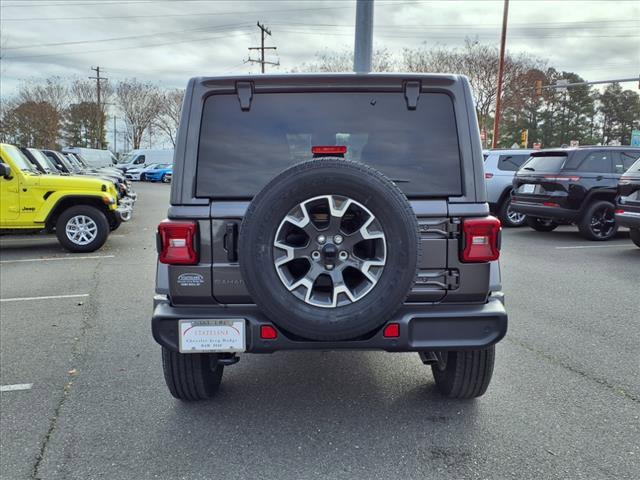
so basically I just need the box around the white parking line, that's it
[0,255,114,264]
[0,234,124,244]
[555,245,634,250]
[0,383,33,392]
[0,294,89,303]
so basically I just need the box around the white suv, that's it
[483,149,535,227]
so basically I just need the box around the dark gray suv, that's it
[153,74,507,401]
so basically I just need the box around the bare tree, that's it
[116,79,163,149]
[155,89,184,147]
[17,76,69,115]
[295,48,395,72]
[402,40,543,133]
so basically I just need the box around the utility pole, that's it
[89,66,108,149]
[491,0,509,148]
[248,22,279,73]
[354,0,374,73]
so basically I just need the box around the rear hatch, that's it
[168,80,491,307]
[512,151,570,203]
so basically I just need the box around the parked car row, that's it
[508,146,640,247]
[124,163,173,183]
[0,143,137,252]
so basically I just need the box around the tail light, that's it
[615,209,625,214]
[543,202,559,207]
[543,175,580,182]
[157,220,198,264]
[485,173,494,179]
[460,216,501,262]
[312,145,347,156]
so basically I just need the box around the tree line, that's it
[0,77,184,151]
[1,41,639,151]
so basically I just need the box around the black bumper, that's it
[152,296,508,353]
[615,211,640,229]
[510,200,578,220]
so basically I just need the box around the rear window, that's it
[196,92,462,198]
[520,155,566,173]
[498,154,530,171]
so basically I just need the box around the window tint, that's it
[196,92,463,198]
[498,154,529,171]
[576,151,612,173]
[520,155,566,173]
[614,151,640,173]
[135,155,145,164]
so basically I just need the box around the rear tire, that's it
[630,229,640,248]
[498,197,527,227]
[55,205,110,252]
[578,200,618,241]
[161,348,224,401]
[431,346,495,399]
[526,216,558,232]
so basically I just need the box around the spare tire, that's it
[239,158,420,341]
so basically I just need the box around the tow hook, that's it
[216,354,240,366]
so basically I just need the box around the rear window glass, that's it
[520,155,566,173]
[498,154,530,171]
[196,92,462,198]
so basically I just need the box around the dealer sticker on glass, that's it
[179,319,245,353]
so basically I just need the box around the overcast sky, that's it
[1,0,638,97]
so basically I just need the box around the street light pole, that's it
[353,0,374,73]
[491,0,509,148]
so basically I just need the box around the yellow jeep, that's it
[0,143,126,252]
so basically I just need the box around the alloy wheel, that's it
[65,215,98,245]
[273,195,386,308]
[589,205,616,239]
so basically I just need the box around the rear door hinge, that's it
[404,80,421,110]
[444,270,460,290]
[236,81,254,111]
[447,219,461,237]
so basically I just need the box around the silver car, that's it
[483,148,535,227]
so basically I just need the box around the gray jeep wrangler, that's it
[153,74,507,401]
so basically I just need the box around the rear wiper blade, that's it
[390,178,411,183]
[523,167,536,171]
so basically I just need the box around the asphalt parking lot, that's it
[1,182,638,480]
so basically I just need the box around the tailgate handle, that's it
[224,223,238,262]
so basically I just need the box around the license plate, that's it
[179,319,245,353]
[521,184,536,194]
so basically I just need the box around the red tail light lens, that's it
[158,220,198,265]
[311,145,347,155]
[485,173,494,179]
[543,202,559,207]
[543,175,580,182]
[461,216,501,262]
[260,325,278,340]
[383,323,400,338]
[615,209,625,214]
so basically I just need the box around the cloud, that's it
[1,0,638,95]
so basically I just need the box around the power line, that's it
[0,1,421,21]
[3,30,252,60]
[2,22,251,50]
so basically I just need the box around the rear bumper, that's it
[615,210,640,229]
[152,295,508,353]
[510,200,578,220]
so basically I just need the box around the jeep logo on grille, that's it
[177,273,204,287]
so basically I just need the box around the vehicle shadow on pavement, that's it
[144,351,482,475]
